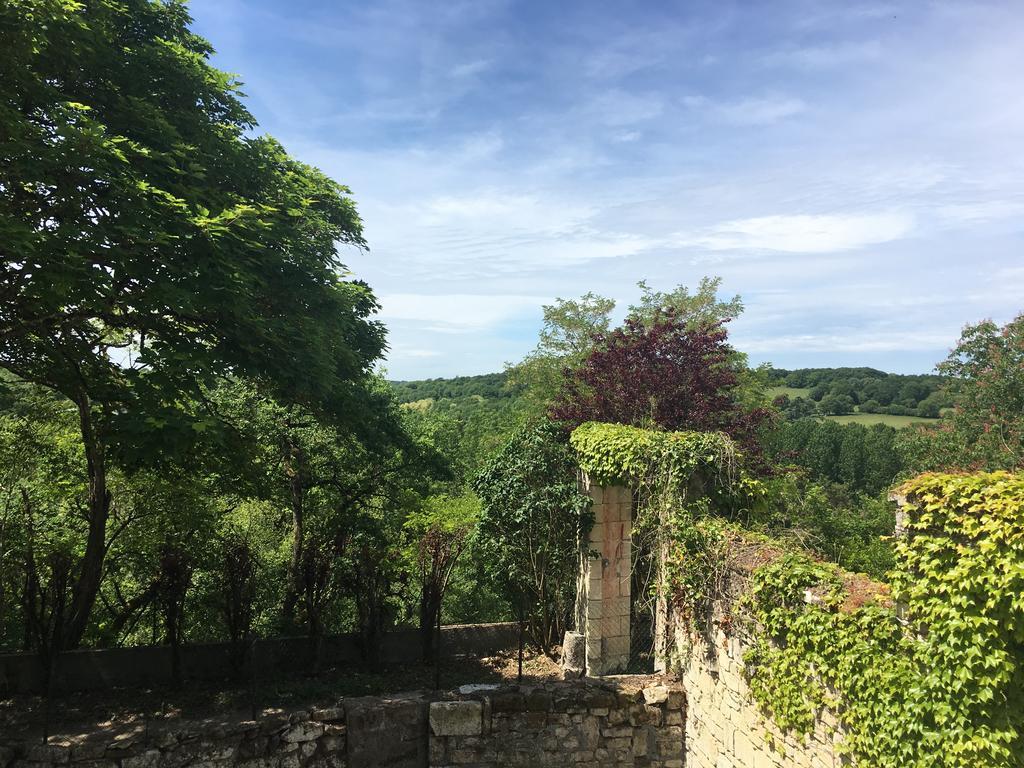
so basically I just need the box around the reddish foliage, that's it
[549,313,769,456]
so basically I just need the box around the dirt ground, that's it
[0,651,564,744]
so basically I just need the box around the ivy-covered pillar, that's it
[577,473,632,675]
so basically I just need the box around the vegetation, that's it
[900,313,1024,473]
[0,0,461,671]
[472,419,591,651]
[742,472,1024,768]
[767,367,949,418]
[551,312,769,458]
[2,10,1022,763]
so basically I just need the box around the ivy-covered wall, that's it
[665,473,1024,768]
[570,424,1024,768]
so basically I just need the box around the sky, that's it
[189,0,1024,379]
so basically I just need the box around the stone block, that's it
[27,745,70,764]
[524,689,553,711]
[642,685,669,706]
[311,707,345,723]
[666,690,685,711]
[282,721,323,743]
[430,701,483,737]
[71,743,109,761]
[122,750,161,768]
[490,690,526,713]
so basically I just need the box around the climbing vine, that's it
[572,421,1024,766]
[570,422,747,630]
[570,421,739,493]
[741,471,1024,768]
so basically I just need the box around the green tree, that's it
[0,0,384,649]
[628,276,743,329]
[473,419,592,652]
[901,313,1024,471]
[404,493,476,661]
[818,394,855,415]
[510,277,744,415]
[508,292,616,414]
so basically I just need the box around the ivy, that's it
[739,472,1024,768]
[571,422,747,630]
[570,421,739,493]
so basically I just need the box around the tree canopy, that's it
[549,312,768,457]
[0,0,385,649]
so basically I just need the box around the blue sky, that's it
[190,0,1024,379]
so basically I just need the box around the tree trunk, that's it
[63,392,110,649]
[281,443,304,626]
[419,583,441,662]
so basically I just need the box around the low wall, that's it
[0,623,518,695]
[0,679,687,768]
[0,696,424,768]
[429,678,685,767]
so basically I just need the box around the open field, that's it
[767,386,813,399]
[827,413,938,427]
[767,386,939,427]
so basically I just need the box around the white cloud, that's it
[763,40,883,69]
[396,348,441,358]
[737,329,956,354]
[684,94,806,125]
[587,89,665,126]
[377,293,545,329]
[936,200,1024,224]
[194,0,1024,377]
[676,212,915,253]
[450,58,492,78]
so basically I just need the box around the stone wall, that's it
[428,678,686,767]
[675,625,842,768]
[574,481,846,768]
[0,679,686,768]
[661,564,847,768]
[0,704,359,768]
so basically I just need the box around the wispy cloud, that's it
[683,94,807,126]
[450,59,493,78]
[763,40,883,69]
[191,0,1024,376]
[377,293,545,330]
[675,212,915,253]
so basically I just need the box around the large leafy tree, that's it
[549,312,769,456]
[900,312,1024,472]
[510,277,744,416]
[0,0,384,648]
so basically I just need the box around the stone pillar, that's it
[577,475,632,675]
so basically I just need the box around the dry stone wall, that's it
[576,483,846,768]
[1,705,358,768]
[429,679,686,768]
[1,679,686,768]
[658,561,846,768]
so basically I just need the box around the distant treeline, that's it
[767,366,951,418]
[390,372,520,404]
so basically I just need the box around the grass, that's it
[827,413,937,427]
[767,386,813,399]
[766,386,939,427]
